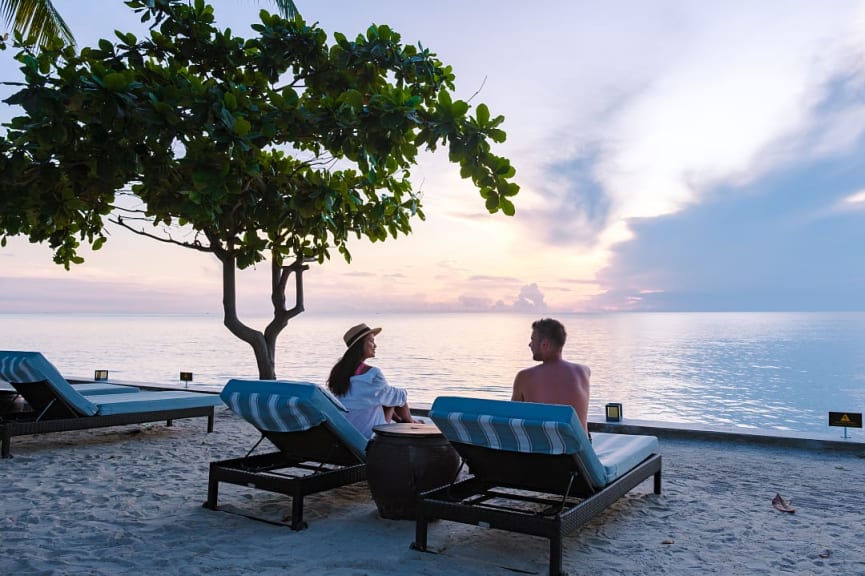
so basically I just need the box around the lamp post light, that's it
[605,402,623,423]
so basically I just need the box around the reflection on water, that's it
[2,311,865,434]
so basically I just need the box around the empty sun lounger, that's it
[412,396,662,576]
[204,379,368,530]
[0,351,222,458]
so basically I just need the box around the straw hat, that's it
[343,323,382,349]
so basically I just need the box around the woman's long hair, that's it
[327,340,366,397]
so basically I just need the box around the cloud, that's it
[516,149,611,249]
[0,276,220,314]
[590,3,862,226]
[589,134,865,311]
[513,283,547,312]
[468,274,520,284]
[457,295,494,310]
[508,1,865,312]
[833,189,865,212]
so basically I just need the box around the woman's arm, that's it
[370,367,415,422]
[392,403,414,423]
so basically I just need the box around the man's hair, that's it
[532,318,566,348]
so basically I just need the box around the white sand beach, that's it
[2,407,865,576]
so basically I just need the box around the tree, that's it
[0,0,73,49]
[0,0,519,379]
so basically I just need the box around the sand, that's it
[2,407,865,576]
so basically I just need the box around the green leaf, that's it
[103,72,128,91]
[476,103,490,125]
[488,128,507,143]
[484,192,499,212]
[341,89,364,110]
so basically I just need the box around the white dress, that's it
[338,366,407,439]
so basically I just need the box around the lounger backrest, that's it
[221,379,368,461]
[0,351,98,416]
[430,396,608,488]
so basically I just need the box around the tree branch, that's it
[466,75,488,104]
[111,216,216,254]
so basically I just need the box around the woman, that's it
[327,323,415,438]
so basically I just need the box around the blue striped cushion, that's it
[434,412,581,455]
[430,396,589,455]
[221,379,368,461]
[0,351,98,416]
[431,396,609,488]
[222,390,326,433]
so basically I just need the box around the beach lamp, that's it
[605,402,623,422]
[94,370,109,381]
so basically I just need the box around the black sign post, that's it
[828,412,863,439]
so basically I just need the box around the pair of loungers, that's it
[0,352,661,574]
[209,379,662,576]
[0,351,223,458]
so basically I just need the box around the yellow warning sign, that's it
[829,412,863,428]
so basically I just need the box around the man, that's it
[511,318,591,436]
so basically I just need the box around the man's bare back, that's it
[511,319,591,435]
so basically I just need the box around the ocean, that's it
[3,311,865,435]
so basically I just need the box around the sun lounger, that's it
[0,351,222,458]
[204,379,368,530]
[412,396,662,576]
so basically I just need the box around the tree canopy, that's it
[0,0,300,50]
[0,0,519,378]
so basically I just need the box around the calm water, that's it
[3,311,865,434]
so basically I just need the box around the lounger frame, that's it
[204,425,367,530]
[412,443,662,576]
[0,380,215,458]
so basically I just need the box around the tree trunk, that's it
[217,250,308,380]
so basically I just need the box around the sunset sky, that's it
[2,0,865,315]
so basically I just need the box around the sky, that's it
[2,0,865,315]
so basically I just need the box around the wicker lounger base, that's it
[204,451,367,530]
[412,453,662,576]
[0,406,216,458]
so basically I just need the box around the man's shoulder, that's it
[568,362,591,380]
[516,364,544,378]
